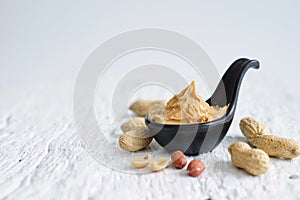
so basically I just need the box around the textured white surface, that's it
[1,1,300,199]
[0,69,300,200]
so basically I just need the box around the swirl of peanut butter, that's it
[165,80,212,123]
[148,81,228,124]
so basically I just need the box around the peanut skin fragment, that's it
[228,142,269,176]
[249,135,300,159]
[129,100,166,117]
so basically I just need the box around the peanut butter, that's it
[148,81,228,124]
[165,80,212,123]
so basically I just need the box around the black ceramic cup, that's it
[145,58,260,155]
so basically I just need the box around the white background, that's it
[1,1,300,85]
[1,1,300,200]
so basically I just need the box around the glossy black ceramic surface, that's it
[145,58,260,155]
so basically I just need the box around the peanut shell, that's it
[119,127,153,152]
[240,117,271,139]
[228,142,269,176]
[121,117,146,133]
[129,100,166,117]
[249,135,300,159]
